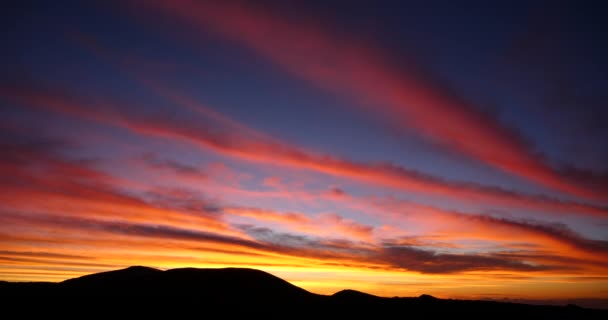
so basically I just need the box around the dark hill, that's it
[1,266,606,317]
[60,265,162,289]
[57,266,316,303]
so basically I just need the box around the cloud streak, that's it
[0,136,606,288]
[2,140,605,275]
[361,195,608,262]
[225,207,374,242]
[2,211,558,274]
[2,84,606,218]
[0,138,233,235]
[130,0,607,201]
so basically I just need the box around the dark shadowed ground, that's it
[1,266,606,317]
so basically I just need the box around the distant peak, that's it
[333,289,379,298]
[123,266,160,272]
[333,289,360,295]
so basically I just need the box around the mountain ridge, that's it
[1,266,606,316]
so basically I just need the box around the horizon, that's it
[1,0,607,308]
[5,264,608,309]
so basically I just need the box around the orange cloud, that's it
[0,143,236,237]
[111,156,607,267]
[225,207,373,242]
[1,157,606,286]
[362,197,608,264]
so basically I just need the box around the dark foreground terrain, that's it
[1,266,606,317]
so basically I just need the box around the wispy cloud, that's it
[129,0,607,201]
[0,137,232,234]
[226,207,373,242]
[2,85,606,218]
[1,139,606,277]
[378,245,552,274]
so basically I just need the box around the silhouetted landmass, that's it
[1,266,606,317]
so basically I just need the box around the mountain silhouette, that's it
[52,266,316,304]
[1,266,606,316]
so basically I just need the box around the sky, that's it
[2,0,608,307]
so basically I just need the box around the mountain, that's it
[1,266,606,316]
[57,266,313,301]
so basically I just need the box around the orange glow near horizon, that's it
[2,84,607,304]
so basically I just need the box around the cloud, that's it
[0,138,231,233]
[558,166,608,197]
[53,30,608,210]
[236,224,545,274]
[378,245,551,274]
[3,91,606,276]
[3,206,578,275]
[317,212,374,241]
[489,217,608,255]
[237,225,318,249]
[0,250,97,261]
[2,211,357,266]
[225,207,373,242]
[0,211,263,252]
[129,0,607,201]
[2,84,606,218]
[142,187,222,216]
[225,207,311,225]
[0,135,117,186]
[2,78,606,277]
[364,196,608,261]
[139,153,207,179]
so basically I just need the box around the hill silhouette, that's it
[1,266,606,316]
[57,266,312,302]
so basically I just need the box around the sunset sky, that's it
[2,0,607,306]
